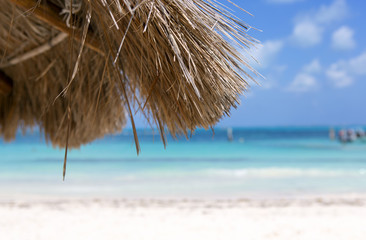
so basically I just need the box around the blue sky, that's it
[134,0,366,128]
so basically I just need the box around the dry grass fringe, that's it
[0,0,259,149]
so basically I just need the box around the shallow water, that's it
[1,127,366,199]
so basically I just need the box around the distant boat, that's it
[338,128,365,143]
[355,129,365,138]
[356,129,366,142]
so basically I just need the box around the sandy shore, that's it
[1,197,366,240]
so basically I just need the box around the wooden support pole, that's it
[0,71,13,95]
[10,0,105,56]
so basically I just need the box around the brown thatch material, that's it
[0,0,258,149]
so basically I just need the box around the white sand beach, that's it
[1,197,366,240]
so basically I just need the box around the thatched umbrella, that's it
[0,0,258,177]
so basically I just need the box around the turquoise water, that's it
[1,127,366,199]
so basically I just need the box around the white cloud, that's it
[287,59,321,92]
[303,59,322,73]
[287,73,318,92]
[349,52,366,75]
[251,40,284,68]
[291,0,349,47]
[326,51,366,88]
[332,26,356,50]
[253,64,286,90]
[291,21,323,47]
[314,0,348,24]
[326,62,353,88]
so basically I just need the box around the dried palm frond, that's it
[0,0,258,149]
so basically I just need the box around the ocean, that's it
[1,127,366,200]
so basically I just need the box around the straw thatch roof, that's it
[0,0,258,150]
